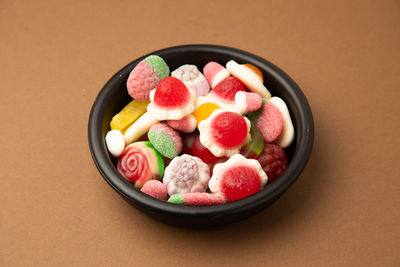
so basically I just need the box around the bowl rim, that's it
[88,44,314,218]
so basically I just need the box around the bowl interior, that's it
[88,44,314,225]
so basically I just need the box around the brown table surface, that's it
[1,0,399,266]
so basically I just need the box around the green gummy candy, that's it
[168,194,184,204]
[243,122,264,158]
[145,55,170,79]
[148,130,178,159]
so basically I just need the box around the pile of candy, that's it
[105,55,295,206]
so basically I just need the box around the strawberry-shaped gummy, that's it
[153,76,190,108]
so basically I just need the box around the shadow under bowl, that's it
[88,44,314,228]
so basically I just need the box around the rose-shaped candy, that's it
[117,141,164,188]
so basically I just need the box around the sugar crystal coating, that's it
[163,154,210,196]
[148,122,182,159]
[172,64,210,96]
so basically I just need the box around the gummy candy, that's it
[110,99,150,132]
[193,102,220,126]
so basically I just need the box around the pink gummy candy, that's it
[256,101,283,143]
[183,192,225,205]
[141,180,168,201]
[235,91,263,114]
[127,60,161,101]
[167,114,197,133]
[203,62,230,89]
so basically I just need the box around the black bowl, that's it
[88,44,314,227]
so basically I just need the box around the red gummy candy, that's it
[210,112,248,148]
[192,135,225,164]
[220,165,261,201]
[154,77,190,108]
[256,144,287,183]
[212,77,246,102]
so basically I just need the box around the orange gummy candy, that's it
[194,102,220,126]
[243,64,263,82]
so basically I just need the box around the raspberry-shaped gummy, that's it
[256,144,287,183]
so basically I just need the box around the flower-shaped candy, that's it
[198,109,251,157]
[209,154,268,201]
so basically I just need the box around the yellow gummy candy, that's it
[110,100,150,132]
[194,102,220,126]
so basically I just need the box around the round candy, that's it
[141,180,168,201]
[162,154,210,196]
[168,192,225,206]
[147,77,196,120]
[127,55,169,101]
[209,154,268,201]
[198,109,251,157]
[117,141,164,188]
[171,64,210,96]
[110,99,150,132]
[148,122,182,159]
[226,60,271,99]
[203,61,230,88]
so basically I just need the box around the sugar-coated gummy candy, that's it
[141,180,168,201]
[110,100,150,132]
[203,61,230,89]
[117,141,164,188]
[124,112,159,145]
[248,100,283,143]
[209,154,268,201]
[198,109,251,157]
[167,114,197,133]
[105,130,125,158]
[171,64,210,96]
[127,55,169,101]
[234,91,262,114]
[226,60,271,99]
[163,154,210,196]
[168,192,225,206]
[147,77,196,120]
[269,97,295,148]
[148,122,182,159]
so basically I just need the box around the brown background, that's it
[1,0,399,266]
